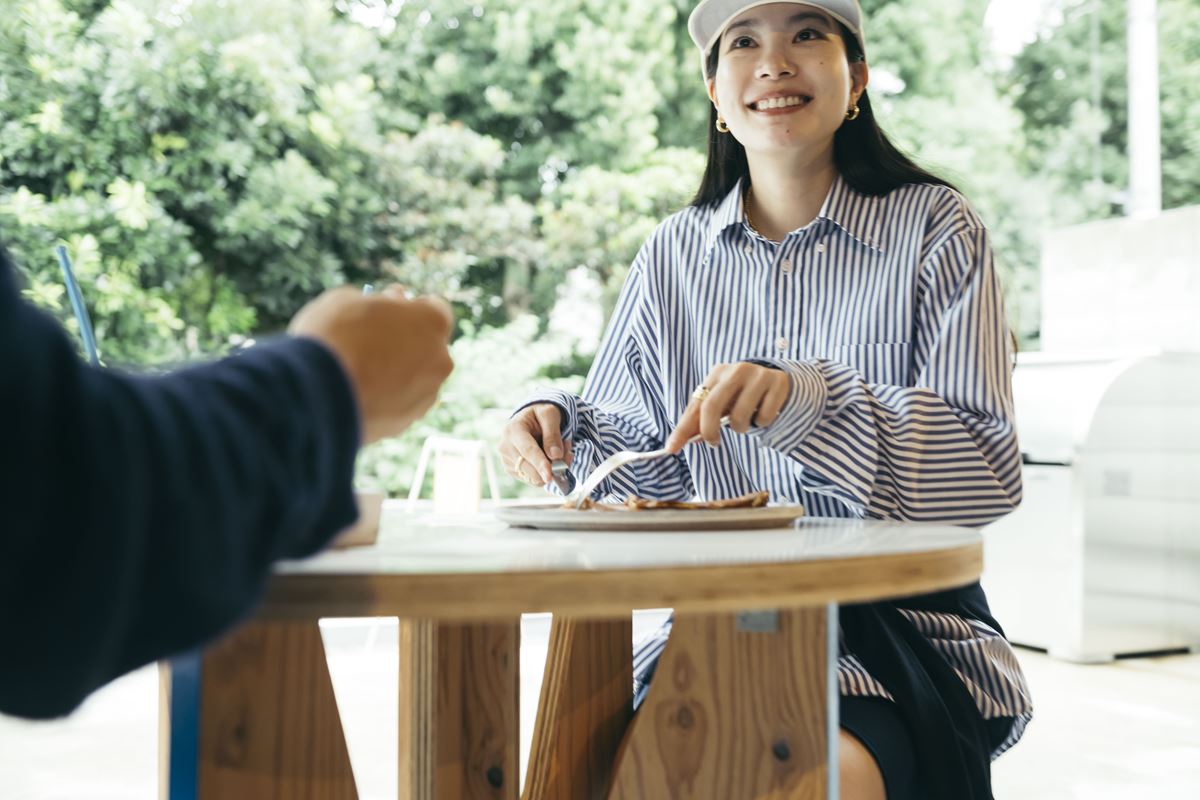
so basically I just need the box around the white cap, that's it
[688,0,865,76]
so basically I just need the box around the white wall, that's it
[1040,205,1200,351]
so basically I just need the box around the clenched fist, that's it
[289,286,454,444]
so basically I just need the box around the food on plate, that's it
[568,490,769,511]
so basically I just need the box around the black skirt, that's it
[842,692,1016,799]
[839,582,1015,800]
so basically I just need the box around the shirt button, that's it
[816,243,827,254]
[775,337,789,351]
[780,258,793,273]
[744,244,754,255]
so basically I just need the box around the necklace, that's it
[744,190,780,243]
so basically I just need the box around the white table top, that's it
[280,504,979,576]
[259,505,983,620]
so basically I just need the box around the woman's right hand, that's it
[498,403,570,487]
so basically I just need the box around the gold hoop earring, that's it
[845,104,860,121]
[715,115,730,133]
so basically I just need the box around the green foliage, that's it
[368,119,543,327]
[372,0,688,198]
[1159,0,1200,210]
[0,0,704,498]
[354,315,584,498]
[1009,0,1131,220]
[1008,0,1200,220]
[3,0,380,361]
[537,147,705,319]
[862,0,990,96]
[0,0,543,362]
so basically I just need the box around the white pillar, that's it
[1126,0,1161,217]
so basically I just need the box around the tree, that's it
[366,0,691,198]
[356,0,712,326]
[355,314,585,498]
[861,0,990,96]
[1008,0,1200,220]
[0,0,543,362]
[536,148,703,320]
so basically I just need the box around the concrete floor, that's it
[2,612,1198,799]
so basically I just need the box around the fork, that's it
[565,416,730,509]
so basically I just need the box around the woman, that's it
[499,2,1032,797]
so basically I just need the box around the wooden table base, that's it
[607,608,831,800]
[164,618,520,800]
[172,620,359,800]
[165,607,834,800]
[399,619,521,800]
[523,617,633,800]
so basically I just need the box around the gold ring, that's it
[513,456,528,477]
[691,385,711,402]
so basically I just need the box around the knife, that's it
[549,459,575,496]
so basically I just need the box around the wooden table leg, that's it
[160,620,358,799]
[399,620,521,799]
[523,616,633,800]
[607,608,832,800]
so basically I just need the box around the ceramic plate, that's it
[494,503,805,532]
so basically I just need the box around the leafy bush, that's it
[354,315,584,498]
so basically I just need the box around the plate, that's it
[494,503,806,532]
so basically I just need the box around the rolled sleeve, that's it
[513,388,579,442]
[745,358,829,453]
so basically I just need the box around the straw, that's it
[55,245,100,366]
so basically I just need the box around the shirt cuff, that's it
[259,336,362,556]
[746,359,829,454]
[513,388,579,442]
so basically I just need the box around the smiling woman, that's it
[709,7,861,146]
[500,2,1032,798]
[690,0,958,218]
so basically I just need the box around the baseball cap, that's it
[687,0,866,75]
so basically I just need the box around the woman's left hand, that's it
[665,362,790,452]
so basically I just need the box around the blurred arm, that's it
[0,252,360,718]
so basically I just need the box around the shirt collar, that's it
[703,174,887,255]
[704,179,748,252]
[818,173,887,254]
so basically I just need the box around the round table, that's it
[165,506,982,800]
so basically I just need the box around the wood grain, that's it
[260,543,981,622]
[607,609,828,800]
[523,617,634,800]
[195,621,357,800]
[399,619,436,800]
[399,620,520,799]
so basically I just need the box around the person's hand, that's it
[665,362,790,452]
[498,403,571,487]
[289,286,454,445]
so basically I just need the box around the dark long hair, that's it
[690,23,955,207]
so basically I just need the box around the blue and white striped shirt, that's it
[526,175,1033,754]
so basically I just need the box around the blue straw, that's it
[55,245,100,366]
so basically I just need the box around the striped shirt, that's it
[525,175,1033,755]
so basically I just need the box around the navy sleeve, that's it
[0,252,361,718]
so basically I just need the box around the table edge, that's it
[256,540,983,621]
